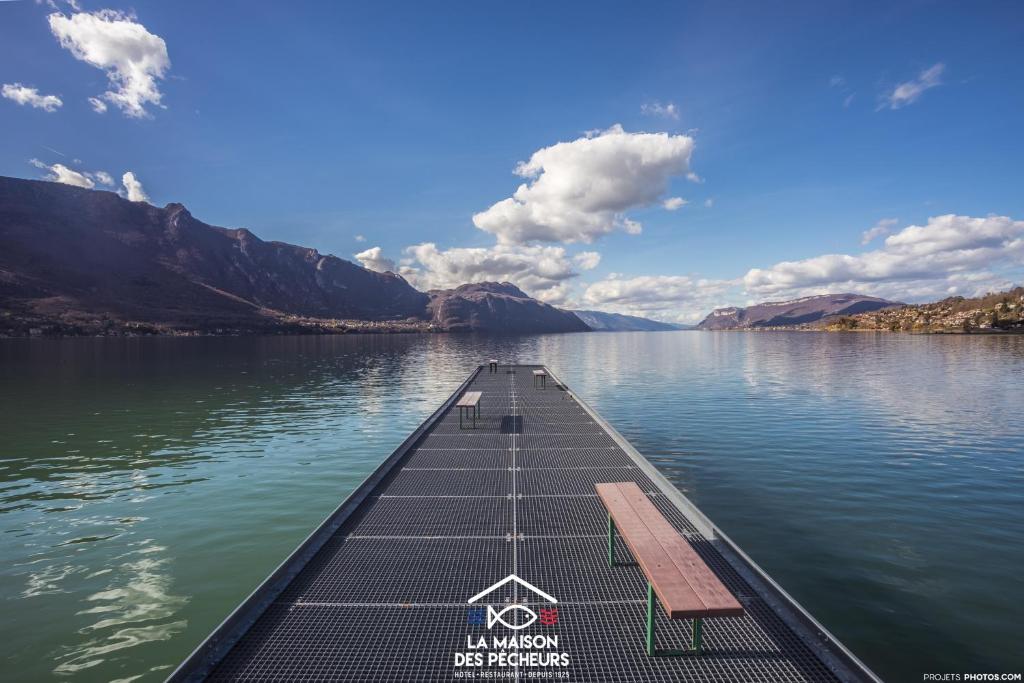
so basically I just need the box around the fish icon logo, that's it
[467,575,559,631]
[487,604,537,630]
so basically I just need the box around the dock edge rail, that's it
[543,365,883,683]
[166,366,483,682]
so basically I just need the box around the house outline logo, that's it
[467,574,558,631]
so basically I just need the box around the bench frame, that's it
[607,515,704,656]
[458,404,478,429]
[457,392,481,429]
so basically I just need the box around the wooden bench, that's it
[488,359,499,373]
[532,369,548,388]
[596,482,743,655]
[456,391,481,429]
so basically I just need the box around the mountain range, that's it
[2,176,926,338]
[697,293,900,330]
[0,177,605,336]
[571,310,684,331]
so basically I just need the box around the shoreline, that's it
[696,327,1024,335]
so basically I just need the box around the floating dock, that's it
[170,365,880,682]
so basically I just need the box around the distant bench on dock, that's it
[169,364,881,683]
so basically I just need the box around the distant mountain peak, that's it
[433,281,530,299]
[698,293,900,330]
[427,281,587,333]
[571,309,684,332]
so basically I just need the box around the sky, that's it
[2,0,1023,323]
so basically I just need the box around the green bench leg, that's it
[607,518,706,656]
[645,581,704,656]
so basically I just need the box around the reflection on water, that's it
[0,333,1022,682]
[54,538,187,678]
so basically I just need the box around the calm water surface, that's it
[1,333,1022,682]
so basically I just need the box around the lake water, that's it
[1,332,1022,682]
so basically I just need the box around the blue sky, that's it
[2,0,1023,321]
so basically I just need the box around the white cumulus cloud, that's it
[663,197,688,211]
[2,83,63,112]
[354,246,397,273]
[582,274,735,323]
[88,96,107,113]
[472,124,695,245]
[49,9,170,118]
[881,63,944,110]
[30,158,113,188]
[581,214,1024,322]
[120,171,149,202]
[743,214,1024,301]
[399,243,593,305]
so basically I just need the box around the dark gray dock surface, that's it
[173,365,879,682]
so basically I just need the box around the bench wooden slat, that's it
[456,391,481,408]
[597,482,743,619]
[616,484,743,618]
[597,483,706,618]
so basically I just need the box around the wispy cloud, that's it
[861,217,898,245]
[2,83,62,112]
[880,63,945,110]
[829,74,856,108]
[640,101,680,120]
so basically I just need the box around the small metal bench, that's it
[596,481,744,655]
[488,359,499,373]
[456,391,481,429]
[532,369,547,388]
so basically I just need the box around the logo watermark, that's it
[454,574,570,678]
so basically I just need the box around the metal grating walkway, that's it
[171,365,879,683]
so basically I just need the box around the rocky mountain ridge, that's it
[0,177,586,336]
[698,293,900,330]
